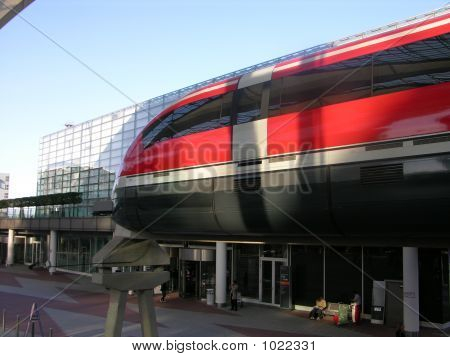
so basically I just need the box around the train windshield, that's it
[142,92,232,147]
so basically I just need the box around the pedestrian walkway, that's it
[0,266,447,337]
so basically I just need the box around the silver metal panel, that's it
[237,66,274,89]
[232,119,267,161]
[180,248,215,262]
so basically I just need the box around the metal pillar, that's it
[403,247,420,336]
[6,229,14,266]
[215,242,227,307]
[49,230,57,275]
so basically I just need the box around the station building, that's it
[0,6,449,331]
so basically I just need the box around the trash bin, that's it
[206,288,215,305]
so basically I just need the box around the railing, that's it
[0,205,103,219]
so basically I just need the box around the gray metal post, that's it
[49,328,53,337]
[31,321,35,337]
[6,229,15,266]
[104,289,127,337]
[403,247,420,336]
[137,290,158,337]
[215,242,227,307]
[49,230,57,275]
[2,309,5,334]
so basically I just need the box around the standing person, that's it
[160,281,168,303]
[230,280,239,311]
[351,291,362,323]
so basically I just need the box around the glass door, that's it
[260,259,286,305]
[274,261,282,305]
[261,260,272,303]
[180,261,199,298]
[32,241,42,265]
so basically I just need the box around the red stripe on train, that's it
[267,81,450,155]
[121,82,450,177]
[120,126,232,176]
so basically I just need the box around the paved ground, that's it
[0,266,447,337]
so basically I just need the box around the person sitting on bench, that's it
[309,297,327,320]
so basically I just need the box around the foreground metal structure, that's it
[92,225,169,337]
[0,0,34,30]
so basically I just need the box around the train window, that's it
[269,55,372,117]
[269,34,450,117]
[373,33,450,95]
[319,62,372,106]
[142,92,233,147]
[142,112,174,148]
[219,91,233,123]
[172,92,232,138]
[236,83,264,124]
[268,79,283,117]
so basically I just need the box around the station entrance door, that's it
[179,249,215,299]
[260,258,287,305]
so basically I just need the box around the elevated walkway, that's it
[0,216,114,233]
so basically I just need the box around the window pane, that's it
[320,62,372,106]
[236,84,264,124]
[272,56,372,117]
[373,33,450,95]
[268,79,283,117]
[142,92,233,147]
[172,93,231,138]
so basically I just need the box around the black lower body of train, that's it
[113,153,450,246]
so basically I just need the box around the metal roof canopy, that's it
[0,0,34,29]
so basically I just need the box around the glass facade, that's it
[56,232,110,273]
[36,101,172,217]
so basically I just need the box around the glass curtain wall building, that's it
[37,97,179,216]
[39,105,142,216]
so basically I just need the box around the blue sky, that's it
[0,0,448,197]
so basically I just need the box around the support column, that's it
[49,230,57,275]
[104,289,127,337]
[215,242,227,307]
[6,229,14,266]
[403,247,420,336]
[137,290,158,337]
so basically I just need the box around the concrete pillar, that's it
[215,242,227,307]
[6,229,14,266]
[137,290,158,337]
[403,247,420,336]
[49,230,57,275]
[104,290,127,337]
